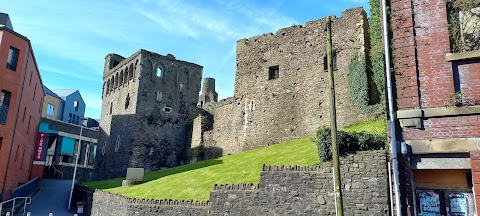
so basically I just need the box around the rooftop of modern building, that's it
[50,89,79,100]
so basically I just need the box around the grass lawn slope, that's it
[85,137,318,201]
[84,118,385,201]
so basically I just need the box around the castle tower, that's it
[198,77,218,106]
[95,49,203,179]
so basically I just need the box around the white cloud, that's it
[40,65,101,83]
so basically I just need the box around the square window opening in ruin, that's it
[268,65,279,80]
[163,106,172,113]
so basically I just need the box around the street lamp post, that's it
[68,120,85,210]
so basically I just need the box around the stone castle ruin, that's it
[96,50,203,179]
[95,7,373,179]
[193,7,370,156]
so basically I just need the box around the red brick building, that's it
[390,0,480,215]
[0,13,44,201]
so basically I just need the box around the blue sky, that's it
[1,0,369,119]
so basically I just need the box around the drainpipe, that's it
[382,0,402,215]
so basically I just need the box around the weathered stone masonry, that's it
[95,49,203,179]
[83,151,390,215]
[194,7,373,156]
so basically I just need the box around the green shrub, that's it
[316,127,387,162]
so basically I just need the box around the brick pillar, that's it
[470,151,480,215]
[391,0,421,110]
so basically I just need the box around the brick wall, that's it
[402,115,480,140]
[392,0,480,108]
[391,0,480,139]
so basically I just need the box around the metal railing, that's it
[11,177,39,198]
[51,165,64,180]
[0,196,31,216]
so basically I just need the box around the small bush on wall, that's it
[316,127,387,162]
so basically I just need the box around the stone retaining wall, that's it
[79,150,389,215]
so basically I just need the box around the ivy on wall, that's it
[348,54,382,114]
[348,0,386,114]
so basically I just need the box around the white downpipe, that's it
[382,0,402,215]
[388,162,395,216]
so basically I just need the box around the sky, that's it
[1,0,370,119]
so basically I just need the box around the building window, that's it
[109,102,113,115]
[27,116,31,134]
[22,107,26,122]
[72,114,76,124]
[68,113,72,123]
[74,101,79,111]
[46,104,55,116]
[76,116,79,125]
[29,71,32,86]
[156,67,163,77]
[268,65,279,80]
[448,1,480,52]
[6,46,19,71]
[0,90,12,124]
[0,137,3,151]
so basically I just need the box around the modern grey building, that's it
[51,89,86,125]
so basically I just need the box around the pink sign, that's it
[34,132,47,161]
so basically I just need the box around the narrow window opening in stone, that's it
[115,135,120,152]
[156,91,162,101]
[200,101,204,106]
[323,56,328,72]
[125,94,130,109]
[332,51,337,70]
[109,102,113,115]
[156,67,162,77]
[163,107,172,113]
[268,65,279,80]
[102,141,107,155]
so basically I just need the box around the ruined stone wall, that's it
[83,151,389,215]
[96,49,203,180]
[199,7,370,155]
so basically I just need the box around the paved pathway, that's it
[21,179,75,216]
